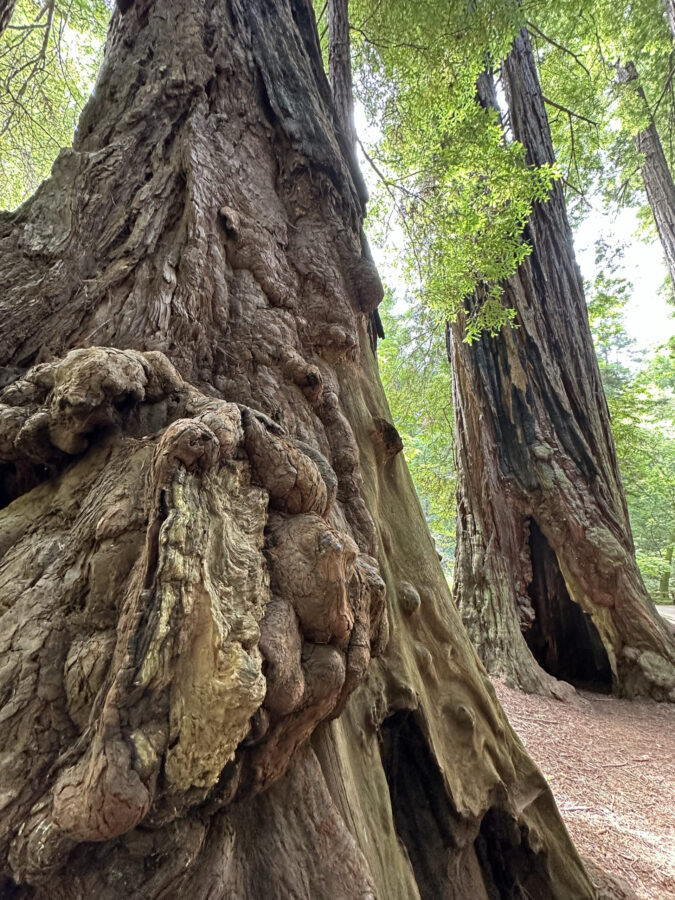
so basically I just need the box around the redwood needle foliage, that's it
[346,0,558,334]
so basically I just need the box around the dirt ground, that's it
[494,680,675,900]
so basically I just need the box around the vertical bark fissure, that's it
[450,31,675,700]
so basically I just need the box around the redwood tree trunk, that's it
[450,30,675,700]
[0,0,16,38]
[328,0,356,148]
[618,60,675,289]
[665,0,675,40]
[659,531,675,601]
[0,3,600,898]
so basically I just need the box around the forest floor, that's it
[494,680,675,900]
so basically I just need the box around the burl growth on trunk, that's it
[0,345,387,880]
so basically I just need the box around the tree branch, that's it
[526,21,591,78]
[357,137,425,284]
[541,94,597,126]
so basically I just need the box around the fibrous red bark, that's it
[450,30,675,700]
[0,3,600,898]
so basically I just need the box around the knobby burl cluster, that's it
[0,346,388,885]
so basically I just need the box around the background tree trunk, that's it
[328,0,356,149]
[664,0,675,40]
[617,60,675,290]
[0,0,17,38]
[450,30,675,700]
[659,530,675,601]
[0,2,603,897]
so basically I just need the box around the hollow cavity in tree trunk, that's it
[380,710,573,900]
[524,520,613,692]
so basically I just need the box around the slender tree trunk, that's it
[0,0,16,38]
[328,0,355,149]
[0,2,599,898]
[327,0,383,348]
[659,530,675,600]
[450,30,675,700]
[664,0,675,40]
[617,60,675,289]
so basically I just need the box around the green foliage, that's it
[377,293,456,572]
[0,0,110,209]
[582,242,675,599]
[347,0,558,335]
[528,0,675,221]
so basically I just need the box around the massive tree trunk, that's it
[0,2,608,898]
[617,60,675,290]
[450,29,675,700]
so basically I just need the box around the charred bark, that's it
[450,30,675,700]
[0,3,600,898]
[617,60,675,289]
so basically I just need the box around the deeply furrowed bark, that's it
[450,31,675,701]
[0,3,600,898]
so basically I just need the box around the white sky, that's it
[574,210,674,353]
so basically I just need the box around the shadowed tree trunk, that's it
[0,0,17,38]
[0,2,608,898]
[328,0,356,149]
[617,59,675,290]
[449,30,675,700]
